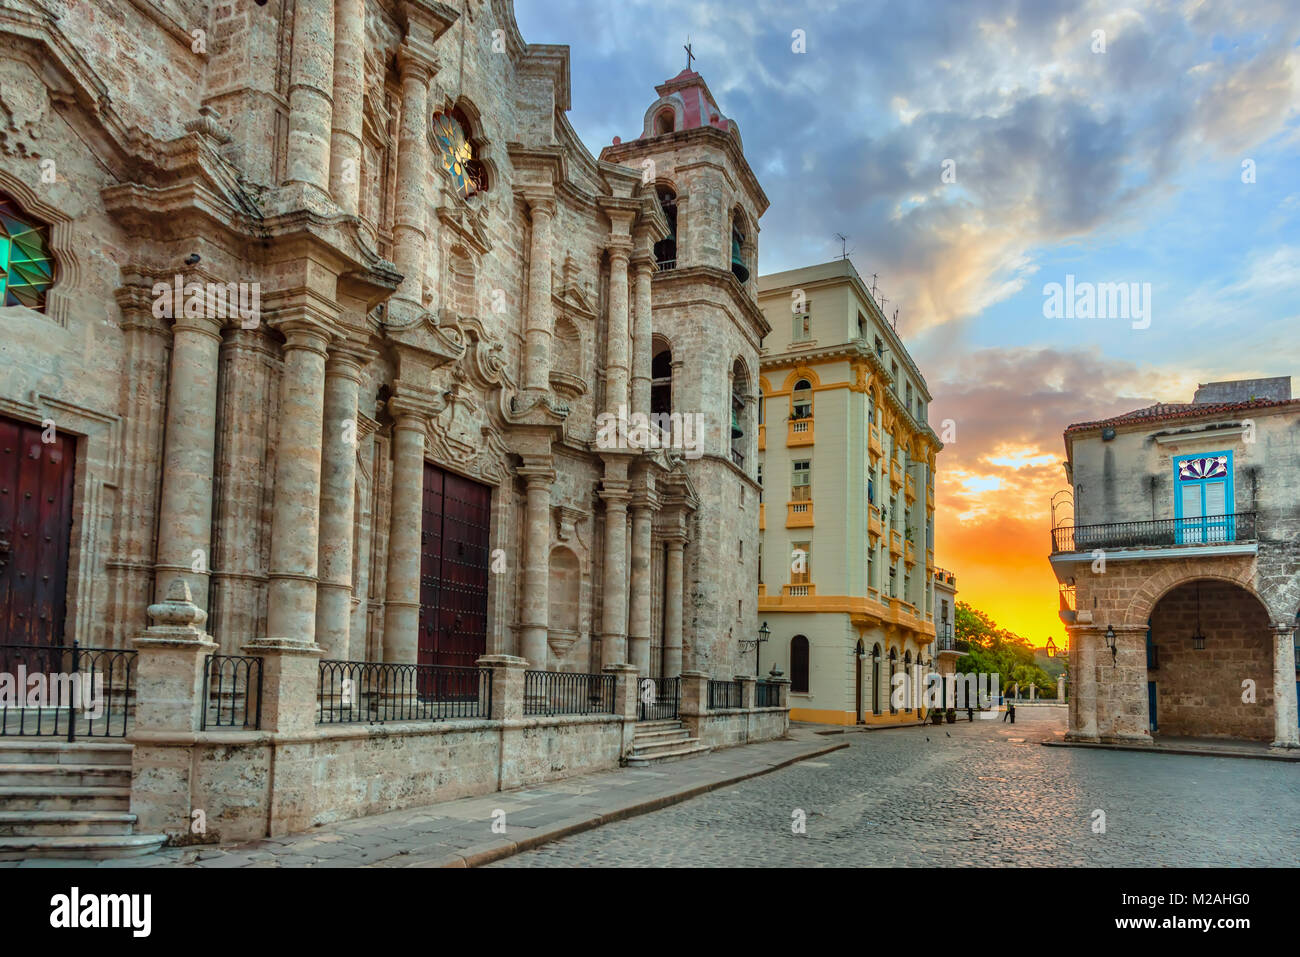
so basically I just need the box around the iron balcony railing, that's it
[202,654,264,730]
[1051,512,1257,554]
[523,670,616,716]
[317,660,492,724]
[0,642,136,740]
[637,676,679,721]
[754,681,781,708]
[708,679,743,710]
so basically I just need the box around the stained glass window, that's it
[0,194,55,311]
[431,111,486,198]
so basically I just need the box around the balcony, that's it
[925,548,934,571]
[904,474,916,504]
[904,540,916,566]
[787,417,814,447]
[934,567,956,587]
[782,583,817,597]
[867,504,883,543]
[1050,513,1257,554]
[868,424,882,460]
[786,500,814,528]
[926,486,934,512]
[758,503,766,530]
[889,528,903,559]
[889,459,903,491]
[757,423,766,451]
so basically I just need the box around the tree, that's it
[954,601,1056,698]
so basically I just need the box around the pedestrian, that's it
[1009,698,1016,724]
[1002,693,1010,722]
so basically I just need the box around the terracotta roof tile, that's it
[1065,397,1300,435]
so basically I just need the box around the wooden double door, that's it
[0,414,76,654]
[418,463,490,673]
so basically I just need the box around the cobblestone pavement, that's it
[489,707,1300,867]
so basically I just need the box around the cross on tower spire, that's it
[684,38,695,71]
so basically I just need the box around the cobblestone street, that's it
[490,707,1300,867]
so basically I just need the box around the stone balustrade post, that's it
[479,654,527,722]
[677,669,708,740]
[128,578,217,841]
[735,674,757,711]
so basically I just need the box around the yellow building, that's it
[756,260,942,725]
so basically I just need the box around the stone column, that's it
[107,280,169,645]
[518,461,555,668]
[599,482,632,668]
[662,531,686,677]
[382,400,427,664]
[631,254,654,418]
[1068,625,1098,741]
[264,320,331,644]
[1271,623,1299,749]
[627,487,656,676]
[153,312,224,611]
[523,195,555,394]
[314,347,368,660]
[285,0,334,195]
[391,48,434,310]
[348,417,378,661]
[604,237,632,415]
[329,0,366,214]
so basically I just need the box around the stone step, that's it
[635,719,683,731]
[632,728,693,745]
[0,764,131,789]
[0,810,138,837]
[630,735,703,758]
[0,786,132,812]
[0,741,133,766]
[625,743,713,767]
[0,833,166,861]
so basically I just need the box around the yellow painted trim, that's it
[757,593,935,638]
[790,708,855,725]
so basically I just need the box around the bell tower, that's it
[600,67,770,679]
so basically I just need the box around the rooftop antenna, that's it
[684,38,695,72]
[833,233,852,261]
[870,273,879,298]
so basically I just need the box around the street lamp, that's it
[1045,636,1058,658]
[1105,625,1117,666]
[757,621,770,676]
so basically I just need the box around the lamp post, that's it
[740,621,771,679]
[1105,625,1117,666]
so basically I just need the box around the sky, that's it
[514,0,1300,648]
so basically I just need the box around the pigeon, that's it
[185,253,201,265]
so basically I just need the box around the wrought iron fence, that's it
[201,654,263,730]
[755,681,781,708]
[0,642,136,739]
[1051,512,1256,553]
[707,678,743,710]
[317,660,492,724]
[523,670,616,716]
[637,676,679,721]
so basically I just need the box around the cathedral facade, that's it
[0,0,768,685]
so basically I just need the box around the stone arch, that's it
[641,94,686,138]
[651,334,673,416]
[0,168,78,326]
[1122,562,1264,628]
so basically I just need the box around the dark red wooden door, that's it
[0,415,76,653]
[418,464,490,685]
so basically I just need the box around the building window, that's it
[431,110,487,197]
[792,308,811,342]
[651,347,673,415]
[874,336,883,358]
[890,362,899,393]
[757,463,763,502]
[730,212,750,283]
[731,358,748,467]
[872,644,882,714]
[0,193,55,311]
[1173,451,1233,543]
[654,187,677,268]
[791,379,813,420]
[655,108,675,136]
[791,542,811,584]
[888,648,898,713]
[790,635,810,693]
[791,460,811,501]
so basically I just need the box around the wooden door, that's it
[418,464,490,693]
[0,416,76,661]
